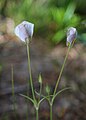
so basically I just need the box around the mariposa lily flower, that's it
[66,27,77,46]
[14,21,34,42]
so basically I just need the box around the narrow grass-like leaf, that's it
[35,90,44,97]
[11,65,17,120]
[19,94,34,104]
[38,97,46,106]
[52,87,72,103]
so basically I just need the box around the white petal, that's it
[14,26,19,38]
[66,27,77,46]
[14,21,34,42]
[19,24,28,41]
[22,21,34,37]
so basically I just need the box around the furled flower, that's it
[66,27,77,46]
[14,21,34,42]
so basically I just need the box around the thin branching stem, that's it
[26,39,36,101]
[39,83,42,101]
[11,65,17,120]
[36,107,39,120]
[50,103,53,120]
[53,45,71,96]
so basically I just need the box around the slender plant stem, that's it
[26,106,29,120]
[11,65,17,119]
[36,108,39,120]
[53,45,71,95]
[50,103,53,120]
[26,39,35,101]
[25,94,29,120]
[39,83,42,101]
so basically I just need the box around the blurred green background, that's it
[0,0,86,44]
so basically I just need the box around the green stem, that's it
[11,65,17,119]
[53,45,71,95]
[39,83,42,101]
[26,39,35,101]
[25,95,29,120]
[36,108,39,120]
[25,103,29,120]
[50,103,53,120]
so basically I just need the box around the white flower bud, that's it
[38,74,42,84]
[66,27,77,46]
[45,85,50,94]
[14,21,34,42]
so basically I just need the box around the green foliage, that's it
[80,33,86,44]
[50,2,80,43]
[5,0,50,32]
[0,0,85,44]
